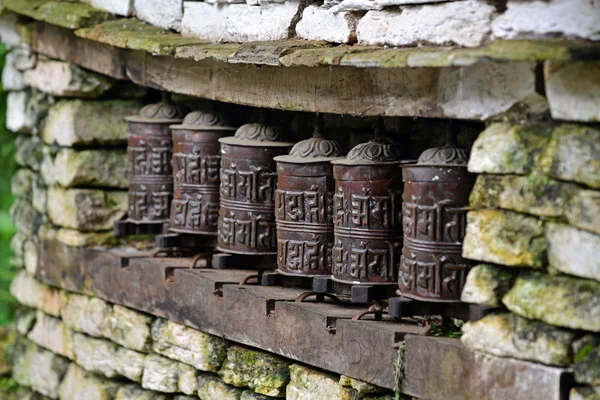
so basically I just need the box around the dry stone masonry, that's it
[460,122,600,398]
[1,0,599,398]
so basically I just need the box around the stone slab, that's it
[402,335,570,400]
[135,0,183,31]
[546,223,600,281]
[492,0,600,41]
[181,1,303,42]
[31,19,546,119]
[357,1,495,48]
[24,60,114,98]
[545,61,600,122]
[295,6,360,44]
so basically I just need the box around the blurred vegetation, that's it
[0,43,18,326]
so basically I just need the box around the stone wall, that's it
[460,122,600,399]
[93,0,599,45]
[7,273,394,400]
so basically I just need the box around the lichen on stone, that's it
[461,264,518,307]
[219,346,291,397]
[462,209,547,268]
[503,272,600,332]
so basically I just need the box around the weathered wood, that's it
[31,19,542,120]
[33,22,128,80]
[402,335,572,400]
[36,239,572,397]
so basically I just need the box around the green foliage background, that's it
[0,43,18,326]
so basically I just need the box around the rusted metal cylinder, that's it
[274,118,347,277]
[125,94,187,225]
[398,130,475,302]
[331,128,410,286]
[169,111,237,235]
[217,123,294,255]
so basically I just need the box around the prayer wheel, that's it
[124,94,187,226]
[398,128,475,302]
[217,123,294,255]
[170,111,237,235]
[331,126,409,286]
[274,117,347,277]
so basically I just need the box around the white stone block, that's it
[62,293,112,338]
[2,48,36,91]
[0,12,26,49]
[151,318,228,372]
[142,354,184,393]
[492,0,600,41]
[182,1,302,42]
[547,223,600,282]
[296,6,359,43]
[103,305,153,352]
[59,363,122,400]
[73,333,145,382]
[43,99,139,147]
[27,311,75,360]
[24,60,114,98]
[46,187,128,231]
[357,1,495,47]
[9,271,66,317]
[329,0,447,12]
[7,91,32,133]
[23,239,38,276]
[83,0,135,16]
[135,0,183,31]
[545,61,600,122]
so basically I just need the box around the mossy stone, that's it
[469,173,576,218]
[461,264,518,307]
[503,272,600,332]
[567,190,600,235]
[11,168,36,200]
[537,124,600,189]
[570,386,600,400]
[10,199,41,237]
[43,148,128,189]
[76,18,206,55]
[15,136,43,171]
[574,347,600,386]
[198,373,244,400]
[115,384,172,400]
[287,364,359,400]
[11,338,70,398]
[219,346,291,397]
[58,363,121,400]
[339,375,387,396]
[43,99,141,147]
[4,0,111,29]
[546,223,600,282]
[151,318,228,372]
[462,210,547,268]
[468,122,554,175]
[461,313,576,366]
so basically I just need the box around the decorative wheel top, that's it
[234,122,287,143]
[416,122,469,166]
[347,119,402,163]
[138,92,188,120]
[182,110,230,127]
[289,115,347,159]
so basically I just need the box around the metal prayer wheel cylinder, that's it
[217,123,294,255]
[274,123,347,277]
[125,95,187,224]
[170,111,237,235]
[398,133,475,302]
[331,134,408,286]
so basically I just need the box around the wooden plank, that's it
[33,22,129,80]
[402,335,572,400]
[36,240,573,395]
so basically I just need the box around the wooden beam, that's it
[37,239,571,398]
[32,21,541,120]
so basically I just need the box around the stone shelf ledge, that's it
[36,239,571,399]
[4,1,600,120]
